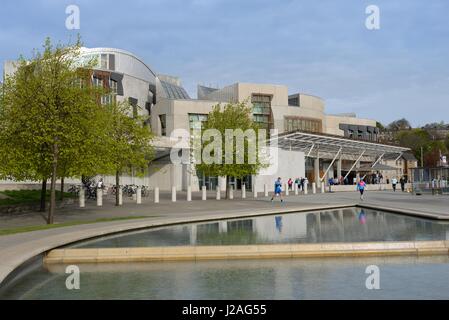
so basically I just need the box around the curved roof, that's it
[79,47,157,81]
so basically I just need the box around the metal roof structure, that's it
[270,130,410,161]
[160,79,190,100]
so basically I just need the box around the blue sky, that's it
[1,0,448,126]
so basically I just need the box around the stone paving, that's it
[0,190,448,285]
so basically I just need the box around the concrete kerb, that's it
[44,241,449,264]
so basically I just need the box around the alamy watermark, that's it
[65,5,80,30]
[365,5,380,30]
[169,128,279,174]
[365,265,380,290]
[65,265,80,290]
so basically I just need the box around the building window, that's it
[93,77,103,87]
[252,94,273,131]
[189,113,208,131]
[99,54,116,70]
[288,96,300,107]
[101,54,108,69]
[159,114,167,136]
[284,117,322,133]
[109,79,118,94]
[109,54,115,71]
[101,94,113,105]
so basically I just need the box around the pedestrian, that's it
[357,179,367,200]
[391,177,398,192]
[300,177,305,191]
[271,177,284,202]
[400,176,406,192]
[288,178,293,191]
[295,177,300,190]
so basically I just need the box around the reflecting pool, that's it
[75,208,449,248]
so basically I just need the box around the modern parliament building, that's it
[2,47,411,192]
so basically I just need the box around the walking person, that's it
[357,179,367,201]
[400,176,406,192]
[391,177,398,192]
[271,177,284,202]
[295,178,300,191]
[288,178,293,191]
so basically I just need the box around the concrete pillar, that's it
[304,183,308,195]
[285,183,289,196]
[187,186,192,202]
[172,186,177,202]
[216,186,221,200]
[264,184,268,197]
[118,187,123,206]
[314,156,320,188]
[229,186,234,200]
[136,186,142,204]
[321,183,325,194]
[202,186,207,200]
[242,184,246,199]
[337,157,342,181]
[79,187,85,208]
[312,183,316,194]
[253,184,258,198]
[294,183,299,195]
[154,187,159,203]
[96,188,103,206]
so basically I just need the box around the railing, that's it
[412,181,449,195]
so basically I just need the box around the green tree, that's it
[387,118,412,131]
[376,121,385,132]
[103,101,154,206]
[195,102,267,198]
[0,38,109,224]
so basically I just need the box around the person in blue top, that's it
[271,177,284,202]
[357,179,367,200]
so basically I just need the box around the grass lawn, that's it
[0,189,75,206]
[0,216,148,236]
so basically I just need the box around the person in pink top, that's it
[357,179,367,200]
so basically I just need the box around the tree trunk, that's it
[40,179,47,212]
[48,145,58,225]
[226,175,230,199]
[115,170,120,206]
[60,177,64,201]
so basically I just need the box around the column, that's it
[314,156,320,188]
[154,187,159,203]
[79,187,85,208]
[136,186,142,204]
[337,157,342,181]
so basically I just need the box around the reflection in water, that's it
[358,210,367,225]
[275,216,283,234]
[3,256,449,299]
[76,208,449,248]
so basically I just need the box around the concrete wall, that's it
[254,148,305,193]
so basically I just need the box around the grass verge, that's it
[0,190,75,206]
[0,216,148,236]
